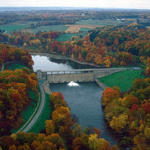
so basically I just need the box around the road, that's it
[22,80,45,132]
[1,62,46,133]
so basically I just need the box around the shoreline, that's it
[29,52,105,68]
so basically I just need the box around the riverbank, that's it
[29,52,105,68]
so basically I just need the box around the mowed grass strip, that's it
[28,92,52,134]
[98,69,145,92]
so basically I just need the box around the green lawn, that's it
[30,25,69,34]
[56,33,87,41]
[98,69,145,92]
[5,63,27,70]
[28,92,52,133]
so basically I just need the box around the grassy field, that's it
[0,24,28,33]
[76,19,123,26]
[56,33,87,41]
[98,69,145,92]
[30,25,69,34]
[5,63,27,70]
[28,92,52,133]
[79,27,91,32]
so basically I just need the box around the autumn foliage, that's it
[102,78,150,149]
[0,68,38,136]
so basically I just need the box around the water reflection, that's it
[32,55,73,72]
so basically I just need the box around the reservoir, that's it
[32,54,118,146]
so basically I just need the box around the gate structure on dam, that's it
[36,68,129,83]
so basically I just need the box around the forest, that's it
[1,23,150,77]
[0,44,120,149]
[0,9,150,26]
[0,9,150,150]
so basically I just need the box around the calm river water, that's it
[32,54,118,146]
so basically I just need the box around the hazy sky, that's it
[1,0,150,9]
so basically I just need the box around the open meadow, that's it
[56,33,87,41]
[30,25,69,34]
[98,69,145,92]
[0,24,28,33]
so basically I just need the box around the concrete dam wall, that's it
[36,68,129,83]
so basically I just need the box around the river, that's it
[32,54,118,146]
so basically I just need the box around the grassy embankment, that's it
[98,69,145,92]
[5,63,52,133]
[28,92,52,133]
[3,63,41,133]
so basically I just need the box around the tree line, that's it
[101,78,150,149]
[0,92,119,150]
[1,24,150,77]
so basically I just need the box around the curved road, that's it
[1,61,141,133]
[22,80,45,132]
[1,62,46,133]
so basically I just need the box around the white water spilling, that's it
[67,81,79,86]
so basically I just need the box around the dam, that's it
[36,67,129,83]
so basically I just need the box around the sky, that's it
[1,0,150,9]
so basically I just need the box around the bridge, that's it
[36,68,129,83]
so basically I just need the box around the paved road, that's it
[1,62,46,133]
[22,80,45,132]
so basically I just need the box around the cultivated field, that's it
[0,24,28,33]
[65,24,97,33]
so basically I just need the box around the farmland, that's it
[65,24,96,33]
[79,27,91,32]
[30,25,69,34]
[0,24,28,33]
[56,33,87,41]
[75,19,124,26]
